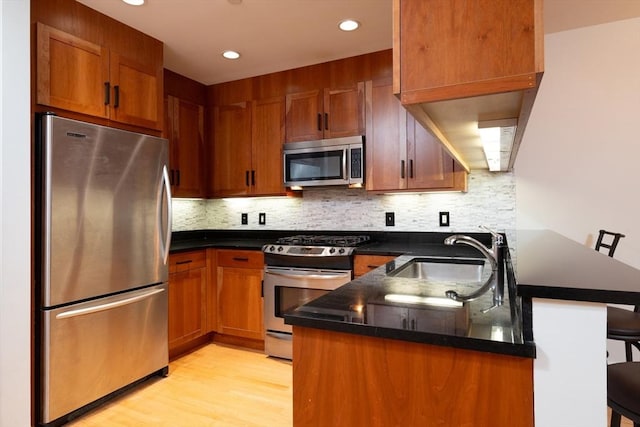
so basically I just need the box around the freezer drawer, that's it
[40,284,168,424]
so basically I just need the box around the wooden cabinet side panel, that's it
[293,326,534,427]
[36,22,109,118]
[251,97,286,195]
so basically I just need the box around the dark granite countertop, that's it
[284,252,535,358]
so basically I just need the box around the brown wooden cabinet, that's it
[168,250,207,353]
[365,80,466,192]
[285,82,365,143]
[353,254,396,278]
[165,95,205,198]
[211,97,285,197]
[216,250,264,341]
[393,0,543,171]
[36,21,162,131]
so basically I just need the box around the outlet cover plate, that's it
[241,213,248,225]
[439,211,450,227]
[385,212,395,227]
[259,212,266,225]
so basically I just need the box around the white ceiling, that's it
[77,0,640,86]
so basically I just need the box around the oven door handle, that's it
[265,270,351,281]
[266,331,293,341]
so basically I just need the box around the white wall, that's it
[0,1,32,426]
[516,19,640,361]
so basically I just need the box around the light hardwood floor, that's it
[67,344,292,427]
[65,342,633,426]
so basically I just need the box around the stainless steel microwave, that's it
[283,135,364,187]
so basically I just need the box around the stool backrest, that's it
[595,229,625,257]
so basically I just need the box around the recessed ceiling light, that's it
[339,19,360,32]
[222,50,241,60]
[122,0,144,5]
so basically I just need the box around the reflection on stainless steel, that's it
[387,257,484,282]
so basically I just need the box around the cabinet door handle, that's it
[317,113,322,131]
[251,170,255,186]
[232,257,249,262]
[409,159,414,179]
[176,260,192,265]
[402,318,407,329]
[324,113,329,130]
[245,170,250,187]
[104,82,110,105]
[400,160,406,179]
[410,318,416,330]
[113,85,120,108]
[176,169,180,186]
[169,169,175,185]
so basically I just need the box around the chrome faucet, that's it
[443,227,505,310]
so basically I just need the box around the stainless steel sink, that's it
[387,257,485,282]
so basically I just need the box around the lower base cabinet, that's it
[168,250,207,353]
[216,249,264,341]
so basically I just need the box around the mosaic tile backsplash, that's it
[172,170,515,235]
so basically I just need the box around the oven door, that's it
[263,266,351,359]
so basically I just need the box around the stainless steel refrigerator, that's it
[35,114,172,426]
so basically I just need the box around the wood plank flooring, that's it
[67,344,292,427]
[65,342,633,426]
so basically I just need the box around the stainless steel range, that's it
[263,235,370,359]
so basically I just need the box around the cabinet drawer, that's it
[169,250,206,273]
[216,249,264,269]
[354,255,396,277]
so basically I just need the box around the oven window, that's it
[274,286,329,318]
[285,150,344,182]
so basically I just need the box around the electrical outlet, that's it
[439,211,450,227]
[258,212,266,225]
[241,213,248,225]
[385,212,395,227]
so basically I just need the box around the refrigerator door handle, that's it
[158,165,172,264]
[56,288,165,319]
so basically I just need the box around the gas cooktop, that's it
[275,235,371,247]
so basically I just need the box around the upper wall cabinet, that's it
[211,97,286,197]
[393,0,543,171]
[36,22,163,131]
[165,95,206,198]
[365,80,466,193]
[285,82,365,142]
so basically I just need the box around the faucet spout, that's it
[443,230,505,307]
[444,234,497,271]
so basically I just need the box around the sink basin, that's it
[387,257,485,282]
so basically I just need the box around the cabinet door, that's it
[285,90,324,142]
[36,22,109,119]
[109,52,163,130]
[251,97,285,195]
[366,304,408,329]
[217,266,264,340]
[407,115,454,189]
[166,96,205,198]
[168,267,206,350]
[365,80,407,191]
[323,82,365,139]
[212,102,253,196]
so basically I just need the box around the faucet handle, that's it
[479,225,503,244]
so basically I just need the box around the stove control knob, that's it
[269,246,275,252]
[277,246,284,252]
[329,248,336,254]
[338,248,345,254]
